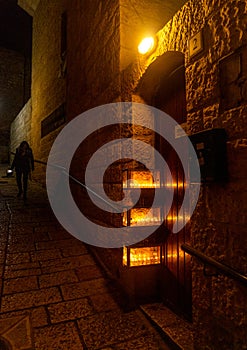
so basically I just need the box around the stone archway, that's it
[136,51,185,104]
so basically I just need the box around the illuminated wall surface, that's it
[8,0,247,348]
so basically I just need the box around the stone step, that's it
[140,303,194,350]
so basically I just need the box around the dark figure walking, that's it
[11,141,34,200]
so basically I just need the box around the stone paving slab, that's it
[76,265,103,281]
[38,269,79,288]
[3,316,33,350]
[4,265,42,279]
[1,287,62,312]
[30,248,62,262]
[3,276,39,295]
[6,252,31,265]
[0,253,5,265]
[33,322,84,350]
[7,241,36,253]
[40,254,95,273]
[60,244,89,257]
[89,292,121,313]
[48,297,95,323]
[8,226,34,235]
[0,170,172,349]
[0,314,34,350]
[61,277,110,300]
[47,229,74,241]
[0,307,49,328]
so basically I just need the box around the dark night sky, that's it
[0,0,32,56]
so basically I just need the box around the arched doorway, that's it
[136,51,192,319]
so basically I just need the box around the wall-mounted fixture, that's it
[138,36,156,55]
[121,168,164,270]
[189,128,228,183]
[123,245,162,267]
[123,169,161,188]
[122,169,162,228]
[188,30,203,58]
[6,169,13,177]
[123,207,162,227]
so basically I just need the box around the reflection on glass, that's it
[123,170,161,188]
[123,246,161,266]
[123,207,161,226]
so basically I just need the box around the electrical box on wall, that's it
[189,128,228,183]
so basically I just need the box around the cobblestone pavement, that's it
[0,169,171,350]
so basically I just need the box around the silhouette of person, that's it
[11,141,34,200]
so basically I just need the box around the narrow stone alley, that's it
[0,166,172,350]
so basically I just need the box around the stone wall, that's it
[10,99,32,165]
[120,0,247,348]
[0,47,25,163]
[29,0,123,183]
[66,0,121,119]
[66,0,122,224]
[66,3,247,346]
[31,0,67,184]
[18,1,247,348]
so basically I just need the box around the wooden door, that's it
[155,65,192,319]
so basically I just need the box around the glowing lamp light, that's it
[123,246,161,267]
[138,36,155,55]
[6,169,13,177]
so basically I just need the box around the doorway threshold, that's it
[140,303,194,350]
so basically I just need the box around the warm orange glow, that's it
[123,246,161,266]
[166,251,185,259]
[123,170,160,188]
[165,182,186,188]
[166,214,191,222]
[123,246,128,266]
[138,37,155,54]
[123,208,161,226]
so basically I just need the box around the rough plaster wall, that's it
[67,0,121,119]
[31,0,67,184]
[10,99,32,164]
[67,0,122,225]
[121,0,247,348]
[185,3,247,348]
[66,1,126,280]
[0,47,25,163]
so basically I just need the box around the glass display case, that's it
[123,245,162,267]
[122,207,162,227]
[122,168,163,268]
[123,169,161,188]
